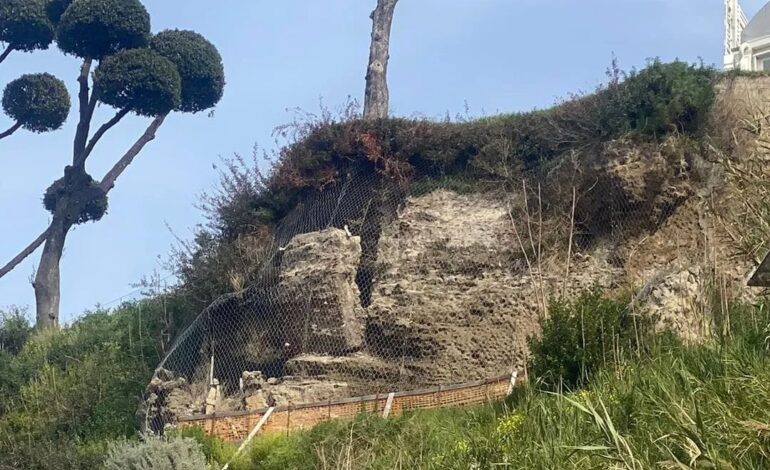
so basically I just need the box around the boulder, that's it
[276,228,366,354]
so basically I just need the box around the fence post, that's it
[507,370,518,395]
[221,407,274,470]
[382,392,395,418]
[286,405,291,436]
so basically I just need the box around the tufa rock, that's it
[276,228,366,354]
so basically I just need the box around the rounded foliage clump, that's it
[0,0,55,51]
[46,0,74,23]
[150,29,225,113]
[56,0,150,59]
[94,48,181,117]
[2,73,70,132]
[43,168,108,224]
[622,60,715,135]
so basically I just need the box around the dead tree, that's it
[363,0,398,120]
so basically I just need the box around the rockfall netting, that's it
[144,136,752,433]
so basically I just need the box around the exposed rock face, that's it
[142,368,204,432]
[276,228,366,355]
[285,353,405,394]
[241,370,350,409]
[366,190,627,385]
[150,78,770,422]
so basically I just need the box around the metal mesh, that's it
[144,150,713,433]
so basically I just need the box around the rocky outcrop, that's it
[241,370,349,409]
[142,368,205,432]
[633,267,707,343]
[276,229,366,355]
[367,190,623,385]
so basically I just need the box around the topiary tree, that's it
[0,0,70,139]
[0,0,225,327]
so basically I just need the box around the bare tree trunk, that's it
[31,115,166,327]
[363,0,398,120]
[34,214,70,328]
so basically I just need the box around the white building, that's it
[724,0,770,71]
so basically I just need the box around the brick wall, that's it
[178,374,513,441]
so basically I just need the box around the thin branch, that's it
[508,201,545,320]
[0,121,22,140]
[521,180,547,319]
[82,108,129,160]
[0,44,13,64]
[0,226,51,280]
[536,182,545,317]
[99,114,168,193]
[562,187,577,299]
[73,58,93,166]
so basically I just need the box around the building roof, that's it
[743,1,770,43]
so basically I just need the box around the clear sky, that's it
[0,0,764,323]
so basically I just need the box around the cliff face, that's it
[150,76,770,424]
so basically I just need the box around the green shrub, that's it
[0,299,168,469]
[0,307,32,355]
[0,436,107,470]
[622,60,715,135]
[103,437,207,470]
[170,426,247,468]
[528,289,649,390]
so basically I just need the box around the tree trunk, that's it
[34,214,71,328]
[363,0,398,120]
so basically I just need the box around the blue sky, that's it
[0,0,763,322]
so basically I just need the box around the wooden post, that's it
[286,405,291,436]
[507,370,518,395]
[221,407,274,470]
[382,392,395,418]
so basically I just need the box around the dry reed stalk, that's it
[562,187,577,299]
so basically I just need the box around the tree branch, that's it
[0,121,22,140]
[99,114,168,193]
[0,226,51,280]
[81,108,129,162]
[73,58,93,167]
[0,44,13,64]
[0,114,167,282]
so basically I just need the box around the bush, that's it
[622,60,716,135]
[528,289,649,390]
[170,426,244,468]
[0,307,32,355]
[0,299,168,468]
[103,437,207,470]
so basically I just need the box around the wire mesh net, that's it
[143,146,726,434]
